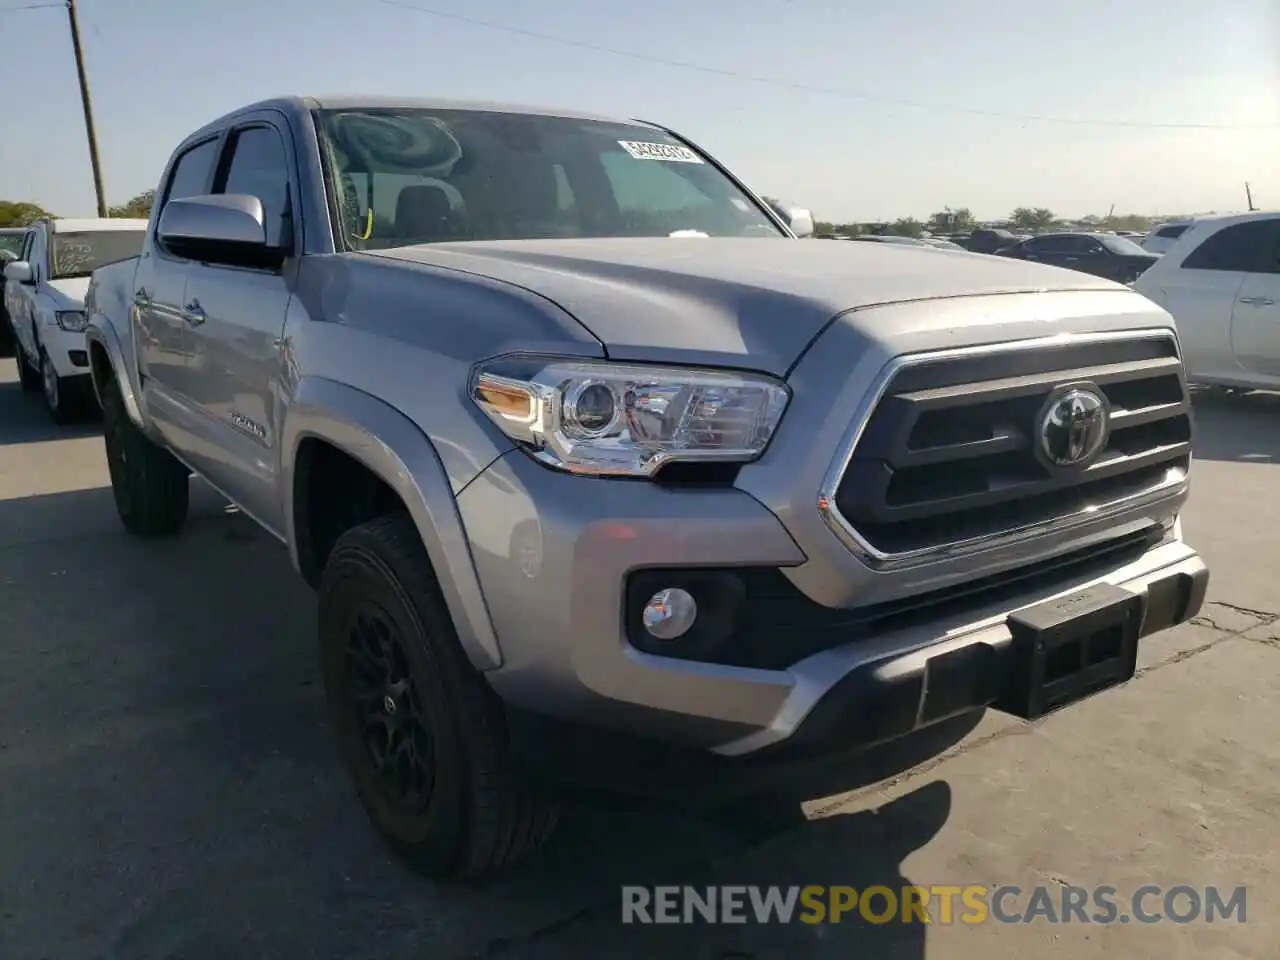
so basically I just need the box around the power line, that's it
[375,0,1277,131]
[0,2,63,12]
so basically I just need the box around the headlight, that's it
[470,357,789,477]
[55,310,88,332]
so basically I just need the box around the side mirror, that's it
[157,194,274,267]
[3,260,33,284]
[769,201,814,238]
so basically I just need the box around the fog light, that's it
[641,588,698,640]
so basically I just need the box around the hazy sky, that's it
[1,0,1276,222]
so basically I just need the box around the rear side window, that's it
[162,138,220,211]
[1181,220,1280,274]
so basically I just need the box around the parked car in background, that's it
[920,237,968,251]
[966,228,1023,254]
[995,232,1160,284]
[3,218,147,421]
[87,94,1205,880]
[1132,211,1280,390]
[849,234,935,247]
[1142,221,1196,255]
[0,227,24,356]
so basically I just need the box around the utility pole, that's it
[1245,182,1257,212]
[66,0,107,217]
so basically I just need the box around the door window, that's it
[1026,235,1096,256]
[216,126,292,248]
[161,138,220,211]
[1181,220,1280,274]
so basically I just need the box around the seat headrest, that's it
[394,184,459,240]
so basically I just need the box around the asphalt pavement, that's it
[0,359,1276,960]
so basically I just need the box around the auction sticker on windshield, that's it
[617,140,704,163]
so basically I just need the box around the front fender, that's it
[281,376,503,671]
[85,313,145,429]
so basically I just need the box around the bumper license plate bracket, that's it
[997,582,1143,721]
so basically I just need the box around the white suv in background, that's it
[1132,211,1280,390]
[1141,220,1196,254]
[3,218,147,422]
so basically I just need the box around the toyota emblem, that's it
[1038,386,1110,468]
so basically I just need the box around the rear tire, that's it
[101,370,190,536]
[319,514,559,880]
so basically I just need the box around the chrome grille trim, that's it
[817,328,1188,571]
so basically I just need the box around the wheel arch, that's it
[85,321,146,428]
[282,376,503,671]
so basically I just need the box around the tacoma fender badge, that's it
[229,412,266,440]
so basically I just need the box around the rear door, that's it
[1138,221,1263,380]
[134,135,223,445]
[179,115,297,532]
[1228,217,1280,379]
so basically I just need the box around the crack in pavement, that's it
[1189,600,1280,652]
[1199,599,1280,620]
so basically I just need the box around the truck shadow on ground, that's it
[0,486,962,960]
[0,370,102,446]
[1189,388,1280,465]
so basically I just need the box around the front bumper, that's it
[720,547,1206,759]
[458,450,1206,757]
[36,321,90,378]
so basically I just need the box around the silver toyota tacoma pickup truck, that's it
[86,95,1208,880]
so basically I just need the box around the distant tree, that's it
[1100,213,1155,233]
[1010,206,1056,231]
[0,200,53,227]
[886,217,925,238]
[927,207,975,234]
[108,189,155,219]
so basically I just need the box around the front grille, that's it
[833,334,1191,557]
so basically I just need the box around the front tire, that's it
[16,345,41,392]
[319,515,559,880]
[40,348,81,425]
[100,370,190,536]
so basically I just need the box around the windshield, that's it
[1099,234,1149,256]
[0,233,23,258]
[316,108,783,249]
[51,230,145,279]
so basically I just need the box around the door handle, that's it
[1239,297,1276,306]
[133,288,152,310]
[182,300,207,325]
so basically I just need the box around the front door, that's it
[134,135,223,446]
[181,120,297,534]
[131,251,191,438]
[7,229,38,362]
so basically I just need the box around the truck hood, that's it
[44,277,90,309]
[370,238,1123,375]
